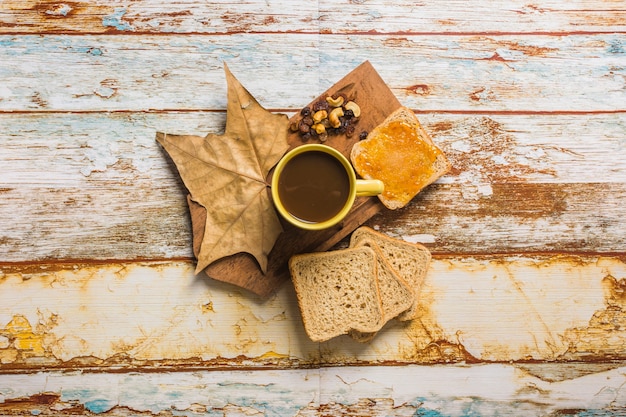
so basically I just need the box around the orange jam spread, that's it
[354,120,441,203]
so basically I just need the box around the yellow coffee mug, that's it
[271,144,384,230]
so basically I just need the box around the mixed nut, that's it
[291,95,366,142]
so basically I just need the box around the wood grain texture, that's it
[0,257,624,369]
[2,113,624,263]
[1,0,625,34]
[319,1,626,34]
[0,365,625,415]
[1,34,624,112]
[0,0,319,34]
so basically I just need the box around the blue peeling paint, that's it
[0,38,16,48]
[210,381,308,416]
[84,399,116,414]
[61,389,116,414]
[607,38,624,55]
[570,410,626,417]
[102,8,134,31]
[413,408,447,416]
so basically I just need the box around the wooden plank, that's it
[320,34,626,113]
[0,256,624,369]
[369,182,626,254]
[323,255,626,363]
[421,113,626,185]
[0,260,317,368]
[0,34,624,112]
[0,368,321,415]
[0,34,321,112]
[0,365,625,415]
[1,0,625,34]
[319,1,626,34]
[0,0,319,34]
[1,113,625,263]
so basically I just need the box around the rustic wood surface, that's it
[1,0,625,415]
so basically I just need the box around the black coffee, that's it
[277,151,351,223]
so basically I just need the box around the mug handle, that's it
[355,179,384,197]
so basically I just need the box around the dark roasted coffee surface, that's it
[277,151,351,223]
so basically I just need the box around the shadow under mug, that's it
[271,144,384,230]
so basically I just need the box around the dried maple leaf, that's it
[156,64,290,274]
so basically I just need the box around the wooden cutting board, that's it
[189,61,402,297]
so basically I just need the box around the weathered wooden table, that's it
[1,1,625,415]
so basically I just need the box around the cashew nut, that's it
[328,107,344,128]
[326,95,345,107]
[312,123,326,134]
[344,101,361,118]
[312,110,328,124]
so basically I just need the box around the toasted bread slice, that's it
[350,107,450,210]
[348,238,415,343]
[289,246,384,342]
[350,227,431,321]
